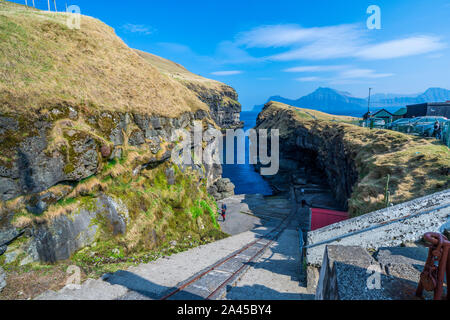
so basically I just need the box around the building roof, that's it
[393,108,407,116]
[407,102,450,107]
[373,109,393,117]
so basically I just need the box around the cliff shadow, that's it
[105,270,204,300]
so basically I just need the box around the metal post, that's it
[48,0,51,11]
[367,88,372,114]
[32,0,35,8]
[54,0,57,12]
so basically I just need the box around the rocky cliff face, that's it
[0,106,219,202]
[0,105,225,264]
[183,81,243,130]
[255,103,358,209]
[0,2,233,268]
[256,101,450,216]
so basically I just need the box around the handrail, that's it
[304,203,450,250]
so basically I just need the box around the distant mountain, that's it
[253,87,450,116]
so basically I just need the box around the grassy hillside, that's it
[136,49,243,129]
[259,101,450,216]
[0,0,207,117]
[267,101,360,123]
[135,49,228,91]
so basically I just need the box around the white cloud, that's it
[338,69,394,79]
[233,23,445,61]
[237,24,362,49]
[356,36,446,60]
[122,24,155,35]
[295,76,323,82]
[211,71,243,76]
[294,68,394,84]
[284,65,348,73]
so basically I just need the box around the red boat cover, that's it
[311,208,349,231]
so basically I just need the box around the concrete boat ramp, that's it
[37,190,449,300]
[37,194,313,300]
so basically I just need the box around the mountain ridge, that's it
[253,87,450,116]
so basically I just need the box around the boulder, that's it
[209,178,235,200]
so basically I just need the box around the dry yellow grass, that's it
[135,49,224,89]
[67,177,107,198]
[0,0,208,118]
[267,101,360,122]
[259,101,450,216]
[136,49,242,112]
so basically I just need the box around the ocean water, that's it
[221,112,273,196]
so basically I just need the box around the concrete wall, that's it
[306,189,450,266]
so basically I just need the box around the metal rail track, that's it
[159,210,295,300]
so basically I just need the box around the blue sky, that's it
[13,0,450,110]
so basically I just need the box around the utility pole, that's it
[54,0,57,12]
[48,0,51,11]
[32,0,35,7]
[367,88,373,114]
[25,0,28,7]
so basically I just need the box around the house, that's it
[405,102,450,118]
[372,109,394,124]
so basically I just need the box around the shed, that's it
[372,109,394,124]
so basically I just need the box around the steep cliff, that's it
[0,1,228,274]
[256,101,450,216]
[135,50,243,130]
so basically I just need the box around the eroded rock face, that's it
[185,83,243,130]
[0,104,229,264]
[29,195,129,263]
[255,107,358,210]
[0,106,221,202]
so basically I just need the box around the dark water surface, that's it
[222,112,273,196]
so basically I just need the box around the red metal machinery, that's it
[416,232,450,300]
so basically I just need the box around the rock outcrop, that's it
[0,107,219,202]
[255,101,450,216]
[208,178,236,201]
